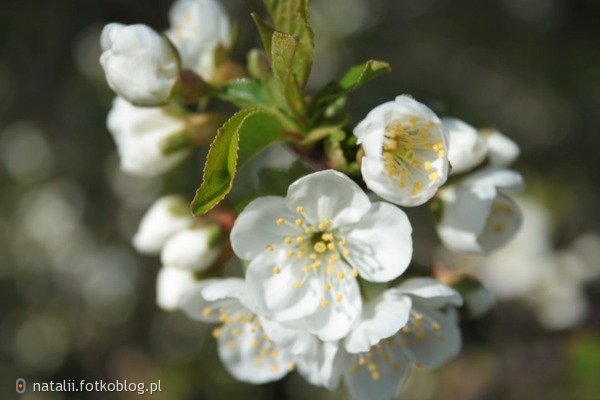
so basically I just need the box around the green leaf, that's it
[311,60,391,115]
[219,78,269,108]
[191,109,283,215]
[261,0,314,87]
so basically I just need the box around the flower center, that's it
[267,206,360,307]
[382,117,445,195]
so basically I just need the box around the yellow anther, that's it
[295,218,304,227]
[320,299,329,308]
[272,266,281,275]
[266,244,274,252]
[231,328,241,337]
[384,139,397,150]
[293,280,302,289]
[296,251,304,258]
[329,255,339,265]
[326,266,334,275]
[302,265,310,274]
[423,161,432,170]
[325,283,332,292]
[276,218,285,225]
[337,271,345,280]
[309,253,318,260]
[431,322,441,332]
[428,172,439,181]
[336,294,344,302]
[296,206,305,213]
[296,236,305,244]
[314,242,327,253]
[304,227,315,234]
[212,327,222,338]
[312,260,322,270]
[412,182,422,195]
[284,236,293,245]
[342,249,350,257]
[358,356,367,366]
[270,349,280,359]
[202,307,212,317]
[327,242,335,251]
[322,233,333,241]
[351,267,359,277]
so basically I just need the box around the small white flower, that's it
[354,95,449,207]
[155,266,197,311]
[436,167,524,254]
[341,278,462,400]
[107,97,190,176]
[161,224,222,272]
[167,0,231,81]
[231,170,413,341]
[180,278,295,383]
[482,129,520,167]
[442,118,487,174]
[132,195,192,255]
[100,24,180,106]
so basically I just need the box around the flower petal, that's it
[483,129,520,167]
[345,202,413,282]
[395,277,463,308]
[477,193,523,254]
[303,264,362,341]
[344,288,412,353]
[179,278,241,323]
[160,226,221,272]
[296,340,345,391]
[155,266,197,311]
[462,167,524,192]
[286,170,371,227]
[343,348,412,400]
[443,117,487,174]
[230,196,296,260]
[245,250,321,321]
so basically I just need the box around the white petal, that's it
[259,317,315,355]
[303,264,362,341]
[344,289,411,353]
[437,184,496,253]
[296,340,345,391]
[179,278,241,323]
[462,167,525,192]
[245,250,321,321]
[286,170,371,227]
[230,196,295,260]
[402,307,461,369]
[160,225,221,272]
[217,316,293,384]
[155,266,197,311]
[395,277,463,308]
[343,348,412,400]
[443,118,487,174]
[477,193,523,254]
[345,202,413,282]
[132,195,191,255]
[483,129,520,167]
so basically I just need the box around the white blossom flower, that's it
[341,278,462,400]
[107,97,190,176]
[161,224,222,272]
[155,266,197,311]
[436,167,524,254]
[167,0,231,81]
[100,24,180,106]
[442,118,487,174]
[231,170,413,341]
[132,195,192,255]
[482,129,520,167]
[354,95,449,206]
[180,278,295,383]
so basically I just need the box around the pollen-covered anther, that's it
[295,218,304,227]
[320,298,329,308]
[314,242,327,253]
[296,206,305,213]
[265,244,274,252]
[201,307,212,317]
[272,266,281,275]
[212,327,222,338]
[275,217,285,225]
[293,280,302,289]
[336,294,344,302]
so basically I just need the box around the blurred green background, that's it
[0,0,598,399]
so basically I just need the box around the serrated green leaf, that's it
[191,109,283,215]
[261,0,314,87]
[219,78,269,108]
[310,60,391,117]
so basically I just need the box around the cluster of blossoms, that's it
[98,0,535,398]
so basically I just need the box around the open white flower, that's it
[167,0,231,81]
[100,24,180,106]
[155,266,197,311]
[132,195,192,255]
[436,167,524,254]
[161,224,222,272]
[354,95,449,207]
[341,278,462,400]
[107,97,190,176]
[481,129,520,167]
[180,278,295,383]
[231,170,413,341]
[442,118,487,174]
